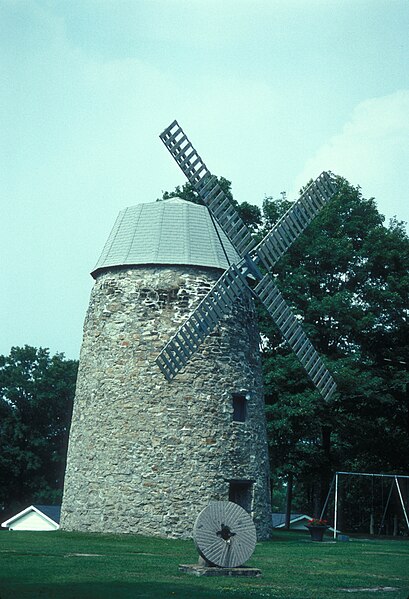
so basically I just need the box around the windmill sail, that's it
[160,120,255,256]
[253,172,337,272]
[157,120,338,401]
[156,264,249,380]
[254,275,337,400]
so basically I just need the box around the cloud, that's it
[292,91,409,226]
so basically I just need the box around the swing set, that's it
[321,471,409,540]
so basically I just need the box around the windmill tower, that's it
[61,121,337,540]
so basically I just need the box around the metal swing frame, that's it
[320,471,409,540]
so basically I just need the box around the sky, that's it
[1,0,409,360]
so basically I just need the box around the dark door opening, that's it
[229,480,254,513]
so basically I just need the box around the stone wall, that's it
[61,265,272,540]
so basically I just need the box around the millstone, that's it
[193,501,257,568]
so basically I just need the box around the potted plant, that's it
[305,518,329,542]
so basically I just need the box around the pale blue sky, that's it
[1,0,408,359]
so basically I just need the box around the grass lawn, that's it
[0,529,408,599]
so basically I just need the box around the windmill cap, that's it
[91,197,240,278]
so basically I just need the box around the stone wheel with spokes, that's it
[193,501,257,568]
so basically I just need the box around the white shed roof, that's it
[91,198,240,278]
[1,505,60,530]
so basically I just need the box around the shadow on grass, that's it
[0,580,243,599]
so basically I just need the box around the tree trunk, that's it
[313,484,322,518]
[284,473,293,530]
[393,514,399,536]
[320,425,333,512]
[405,382,409,436]
[370,512,375,535]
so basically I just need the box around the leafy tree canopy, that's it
[262,178,409,514]
[0,346,78,515]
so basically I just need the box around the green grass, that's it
[0,529,408,599]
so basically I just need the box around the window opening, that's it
[232,393,247,422]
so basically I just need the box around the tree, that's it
[0,346,78,515]
[261,178,409,516]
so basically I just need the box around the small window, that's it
[232,393,247,422]
[229,480,254,513]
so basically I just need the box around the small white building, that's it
[272,513,313,530]
[1,505,61,531]
[272,512,335,532]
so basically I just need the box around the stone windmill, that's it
[61,121,337,540]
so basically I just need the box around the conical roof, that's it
[91,198,240,278]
